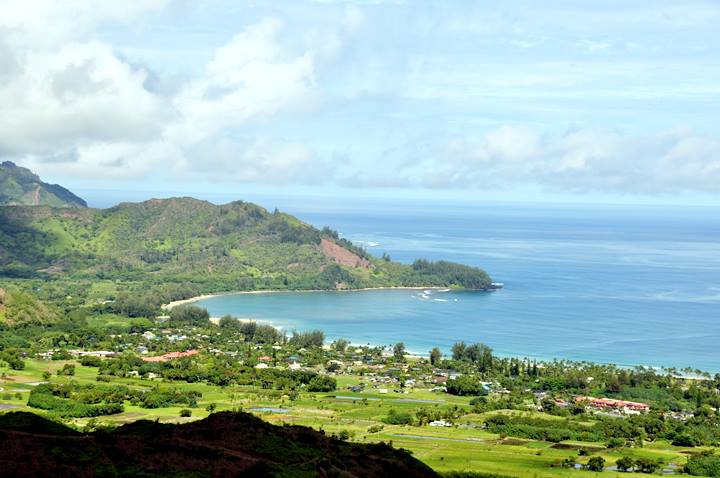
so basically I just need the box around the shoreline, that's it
[161,289,716,373]
[162,286,456,310]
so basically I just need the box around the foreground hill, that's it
[0,411,438,478]
[0,161,87,207]
[0,197,492,295]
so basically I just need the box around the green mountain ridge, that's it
[0,161,87,208]
[0,197,492,296]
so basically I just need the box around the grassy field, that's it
[0,359,699,477]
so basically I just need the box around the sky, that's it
[1,0,719,206]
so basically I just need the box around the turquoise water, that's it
[191,201,720,372]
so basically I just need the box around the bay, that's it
[196,200,720,372]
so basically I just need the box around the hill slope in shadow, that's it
[0,411,438,478]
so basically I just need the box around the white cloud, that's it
[0,0,171,47]
[1,7,352,184]
[0,41,172,157]
[0,0,175,168]
[169,19,318,146]
[182,137,337,184]
[402,126,720,194]
[0,1,718,199]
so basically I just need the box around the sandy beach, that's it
[162,286,449,310]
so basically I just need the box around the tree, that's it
[383,409,413,425]
[685,451,720,477]
[430,347,442,366]
[333,339,349,353]
[306,375,336,392]
[289,330,324,348]
[606,437,625,448]
[634,457,661,474]
[180,408,192,417]
[451,341,466,361]
[57,364,75,376]
[446,376,487,396]
[80,356,102,367]
[586,456,605,472]
[169,305,210,326]
[0,350,25,370]
[672,433,696,447]
[218,315,240,330]
[615,456,634,472]
[393,342,406,362]
[450,342,493,370]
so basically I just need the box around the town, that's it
[3,304,720,476]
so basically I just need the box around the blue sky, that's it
[1,0,719,205]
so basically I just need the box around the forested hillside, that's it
[0,161,87,207]
[0,286,60,326]
[0,197,491,299]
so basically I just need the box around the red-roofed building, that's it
[575,396,649,413]
[141,349,199,363]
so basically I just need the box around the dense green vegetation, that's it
[0,161,87,207]
[2,301,720,477]
[25,381,206,417]
[686,451,720,476]
[0,197,491,295]
[27,382,126,417]
[2,178,718,477]
[0,286,60,326]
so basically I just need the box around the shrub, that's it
[383,409,413,425]
[585,456,605,472]
[80,356,103,367]
[606,437,625,448]
[616,456,635,472]
[685,451,720,476]
[180,408,192,417]
[306,375,336,392]
[673,433,697,447]
[57,364,75,376]
[634,457,662,474]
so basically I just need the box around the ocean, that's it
[187,198,720,372]
[81,190,720,372]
